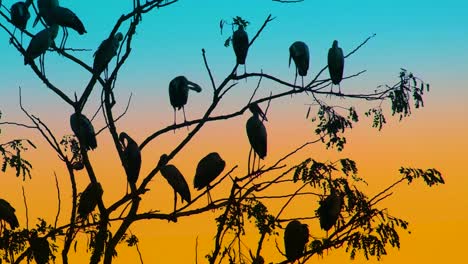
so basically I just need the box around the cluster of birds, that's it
[230,24,345,93]
[283,187,344,262]
[70,107,228,216]
[9,0,123,78]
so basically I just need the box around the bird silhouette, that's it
[327,40,345,94]
[24,24,59,74]
[0,198,19,229]
[317,189,343,231]
[47,5,86,49]
[78,182,103,220]
[246,103,267,173]
[33,0,59,27]
[159,155,191,214]
[284,220,309,262]
[29,231,52,264]
[10,0,32,44]
[194,152,226,205]
[289,41,310,89]
[232,24,249,74]
[168,76,202,128]
[93,32,123,79]
[70,112,97,151]
[119,132,141,194]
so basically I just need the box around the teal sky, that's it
[0,0,466,113]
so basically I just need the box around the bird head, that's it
[118,132,129,146]
[115,32,124,42]
[332,40,339,48]
[249,103,268,122]
[158,154,169,168]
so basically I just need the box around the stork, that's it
[168,76,202,129]
[194,152,226,205]
[327,40,345,94]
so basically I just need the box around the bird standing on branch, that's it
[70,112,97,151]
[24,24,59,74]
[194,152,226,205]
[168,76,202,129]
[119,132,141,195]
[246,103,267,173]
[327,40,345,94]
[78,182,103,220]
[159,154,191,215]
[232,24,249,75]
[93,32,124,80]
[10,0,32,43]
[289,41,310,89]
[47,5,87,49]
[284,220,309,262]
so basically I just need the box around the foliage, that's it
[0,0,444,264]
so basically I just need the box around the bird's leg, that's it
[244,64,247,83]
[173,190,177,214]
[173,109,176,133]
[104,67,108,81]
[247,147,253,175]
[182,107,189,131]
[252,153,257,175]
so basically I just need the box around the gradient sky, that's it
[0,0,467,263]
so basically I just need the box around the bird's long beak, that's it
[289,53,292,68]
[251,103,268,122]
[187,81,202,93]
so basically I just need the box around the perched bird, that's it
[289,41,310,88]
[159,155,191,213]
[284,220,309,262]
[194,152,226,205]
[70,112,97,151]
[317,189,343,231]
[33,0,60,27]
[29,231,52,264]
[119,132,141,193]
[0,198,20,229]
[168,76,202,127]
[24,24,59,74]
[93,32,123,79]
[10,1,32,37]
[327,40,345,94]
[78,182,103,220]
[232,24,249,73]
[246,103,267,172]
[47,6,86,49]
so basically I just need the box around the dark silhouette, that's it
[23,24,59,73]
[29,231,52,264]
[93,32,123,79]
[246,103,268,162]
[289,41,310,88]
[284,220,309,262]
[70,112,97,151]
[327,40,345,94]
[33,0,59,27]
[119,132,141,193]
[159,155,191,213]
[317,189,343,231]
[194,152,226,204]
[168,76,202,127]
[48,6,87,49]
[0,198,19,229]
[78,182,103,220]
[10,1,31,34]
[232,24,249,72]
